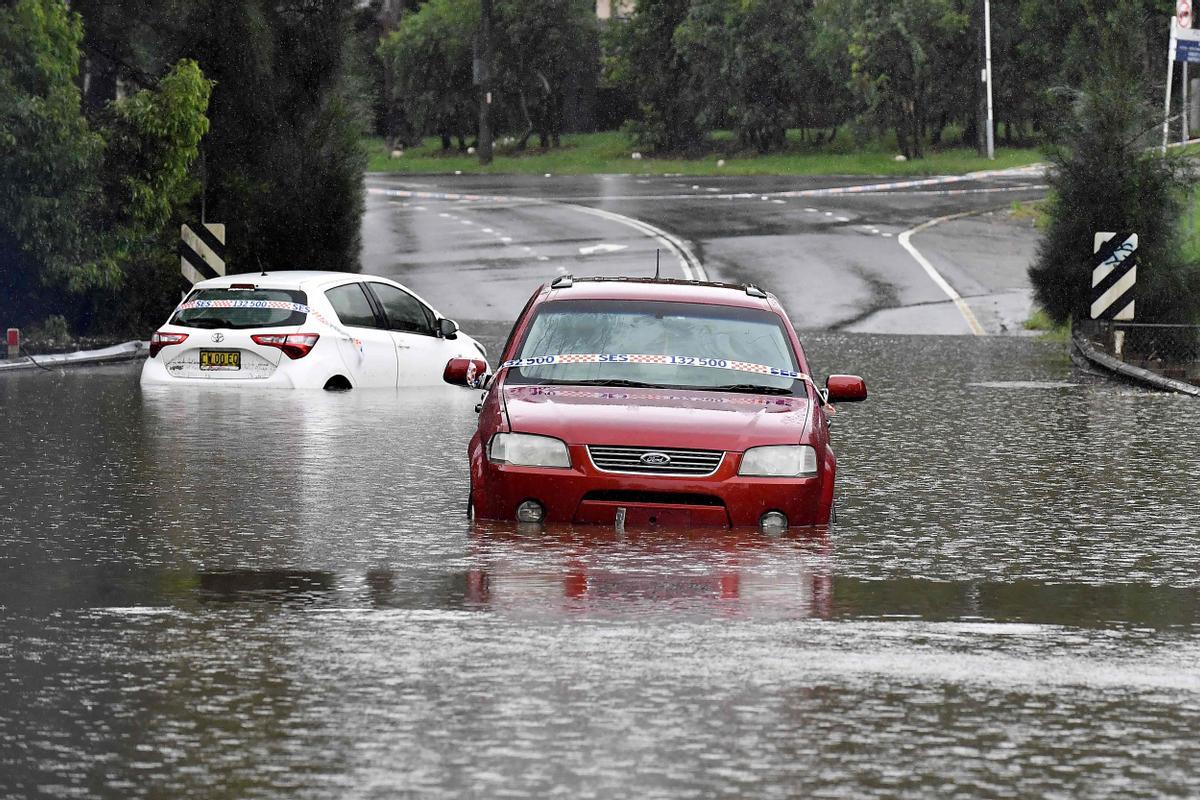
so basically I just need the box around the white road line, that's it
[561,203,707,281]
[898,212,985,336]
[369,184,706,281]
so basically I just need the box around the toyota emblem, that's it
[640,451,671,466]
[211,332,225,343]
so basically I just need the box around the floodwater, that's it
[1,331,1197,799]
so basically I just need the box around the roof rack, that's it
[549,275,771,298]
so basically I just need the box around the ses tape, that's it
[501,353,811,381]
[174,299,363,353]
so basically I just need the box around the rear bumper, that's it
[471,442,831,528]
[140,356,302,388]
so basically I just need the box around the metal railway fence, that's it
[1074,319,1200,386]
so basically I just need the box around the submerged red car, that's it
[444,276,866,532]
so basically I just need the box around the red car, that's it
[444,277,866,532]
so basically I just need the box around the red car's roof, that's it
[542,277,777,310]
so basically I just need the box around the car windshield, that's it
[170,288,308,330]
[509,299,803,394]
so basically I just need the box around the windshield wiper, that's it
[546,379,662,388]
[706,384,795,395]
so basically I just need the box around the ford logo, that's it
[640,451,671,466]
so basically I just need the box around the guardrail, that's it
[1074,319,1200,388]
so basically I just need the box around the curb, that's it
[1071,331,1200,396]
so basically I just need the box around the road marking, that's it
[579,243,629,255]
[367,184,706,281]
[561,203,707,281]
[898,212,985,336]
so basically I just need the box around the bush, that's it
[1029,13,1200,327]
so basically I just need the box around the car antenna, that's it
[654,248,660,280]
[257,254,267,277]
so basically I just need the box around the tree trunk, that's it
[516,89,535,150]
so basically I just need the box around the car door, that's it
[366,282,453,386]
[323,282,398,387]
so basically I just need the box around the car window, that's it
[170,288,307,329]
[370,283,435,335]
[325,283,380,328]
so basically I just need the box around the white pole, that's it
[1165,18,1177,155]
[984,0,995,160]
[1184,61,1190,143]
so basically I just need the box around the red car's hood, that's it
[501,384,812,450]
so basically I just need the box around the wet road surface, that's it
[362,172,1045,335]
[2,332,1198,798]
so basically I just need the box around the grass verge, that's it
[365,131,1042,177]
[1024,308,1071,343]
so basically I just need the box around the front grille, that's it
[587,445,725,476]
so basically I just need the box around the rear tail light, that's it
[252,333,320,359]
[149,331,188,358]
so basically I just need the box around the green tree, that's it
[0,0,210,331]
[495,0,597,149]
[676,0,815,153]
[837,0,968,158]
[377,0,478,150]
[1029,7,1199,326]
[163,0,369,273]
[606,0,703,153]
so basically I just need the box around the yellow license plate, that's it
[200,350,241,370]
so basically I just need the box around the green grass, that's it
[1009,198,1051,231]
[1182,185,1200,265]
[1024,307,1071,343]
[365,130,1042,176]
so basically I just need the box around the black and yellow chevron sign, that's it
[1090,232,1137,321]
[180,223,226,285]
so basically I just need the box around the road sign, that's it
[1091,233,1137,321]
[180,223,226,285]
[1179,0,1192,29]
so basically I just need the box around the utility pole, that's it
[984,0,995,159]
[478,0,494,166]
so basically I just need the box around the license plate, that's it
[200,350,241,370]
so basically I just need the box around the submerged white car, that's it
[141,271,488,389]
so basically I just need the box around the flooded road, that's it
[2,331,1198,798]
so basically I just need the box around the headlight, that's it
[738,445,817,477]
[489,433,571,468]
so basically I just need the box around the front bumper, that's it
[471,442,830,528]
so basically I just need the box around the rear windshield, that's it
[170,288,308,330]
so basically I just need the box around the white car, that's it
[141,271,488,389]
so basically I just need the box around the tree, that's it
[377,0,478,151]
[835,0,968,159]
[1029,3,1200,327]
[494,0,597,150]
[605,0,703,153]
[675,0,815,153]
[0,0,210,331]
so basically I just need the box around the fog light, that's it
[760,511,788,533]
[516,500,545,524]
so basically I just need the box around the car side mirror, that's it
[444,357,489,388]
[826,374,867,402]
[438,318,460,340]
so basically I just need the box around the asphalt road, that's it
[361,170,1047,337]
